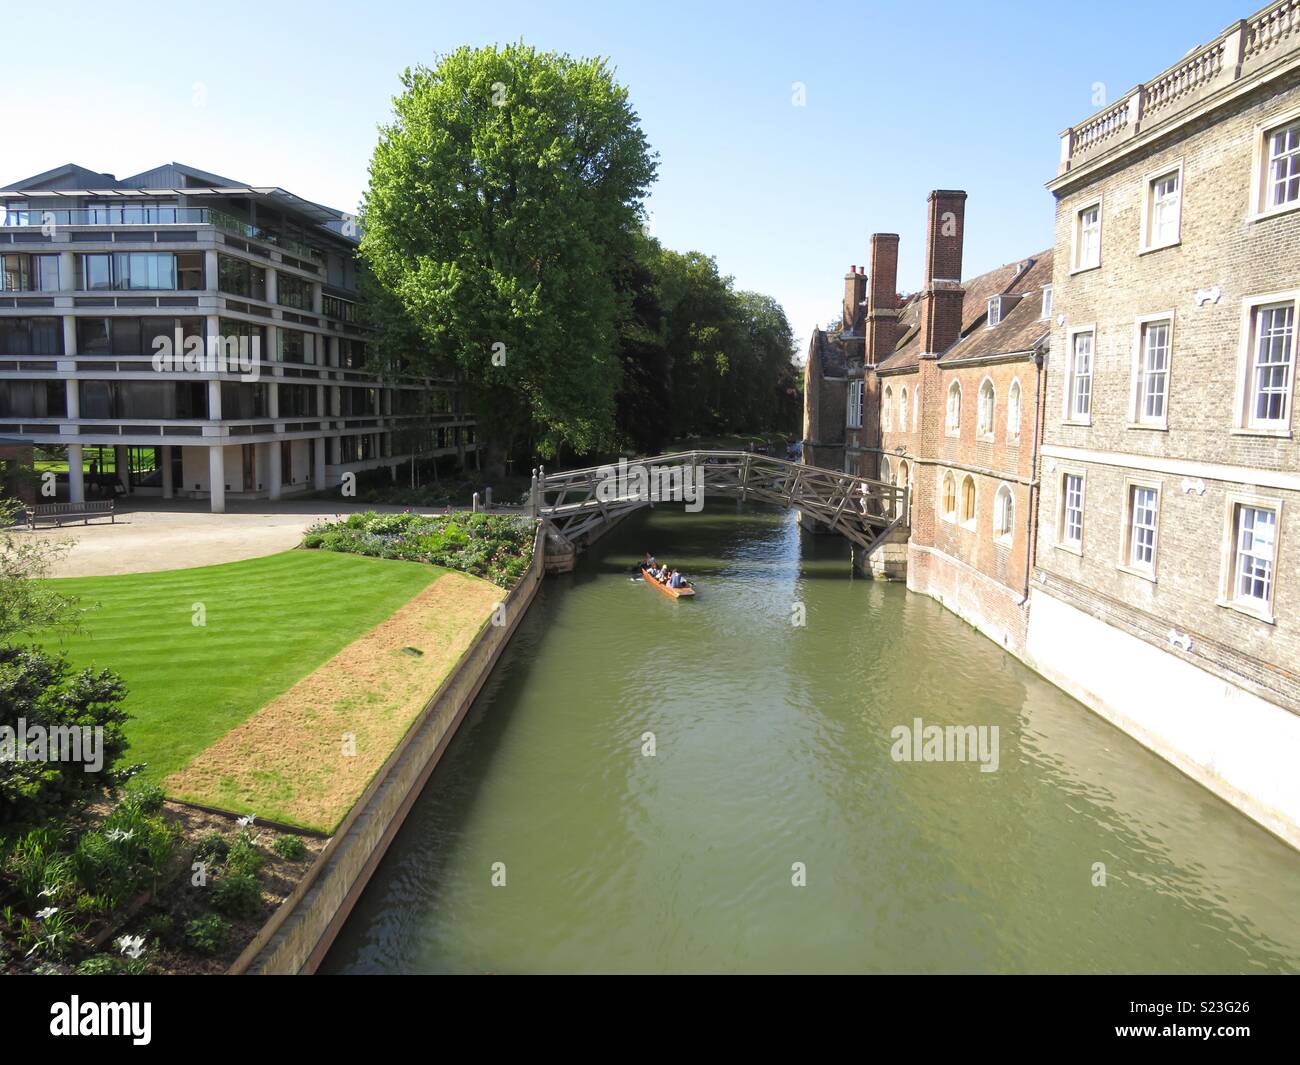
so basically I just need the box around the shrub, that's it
[302,512,536,588]
[0,646,131,825]
[225,829,265,877]
[212,873,262,919]
[184,915,229,955]
[194,831,230,863]
[271,834,308,861]
[121,780,165,816]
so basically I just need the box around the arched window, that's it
[942,471,957,519]
[880,456,892,484]
[946,381,962,433]
[961,475,976,524]
[994,484,1014,542]
[899,387,909,431]
[978,378,995,438]
[897,460,909,492]
[882,385,894,431]
[1007,379,1022,442]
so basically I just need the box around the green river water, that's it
[322,504,1300,974]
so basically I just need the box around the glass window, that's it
[1268,121,1300,209]
[81,254,112,291]
[1137,320,1170,423]
[1062,474,1084,546]
[882,386,893,431]
[1248,303,1294,427]
[1007,380,1022,440]
[994,485,1014,541]
[946,381,961,432]
[76,318,112,355]
[1069,331,1093,420]
[176,252,204,291]
[1128,485,1159,570]
[1233,505,1277,606]
[113,253,176,291]
[1148,171,1181,247]
[960,476,976,523]
[1076,205,1101,269]
[111,318,143,355]
[942,472,956,518]
[277,273,313,310]
[1041,286,1053,320]
[978,380,994,437]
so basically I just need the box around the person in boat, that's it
[655,564,671,583]
[669,569,687,589]
[643,552,657,572]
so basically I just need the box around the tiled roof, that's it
[875,250,1051,372]
[943,250,1053,363]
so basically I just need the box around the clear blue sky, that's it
[7,0,1242,353]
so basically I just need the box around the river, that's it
[322,504,1300,974]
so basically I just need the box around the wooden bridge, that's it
[529,450,908,557]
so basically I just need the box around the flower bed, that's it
[302,512,538,589]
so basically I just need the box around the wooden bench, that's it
[26,500,116,529]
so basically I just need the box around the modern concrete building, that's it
[0,162,477,512]
[1031,1,1300,845]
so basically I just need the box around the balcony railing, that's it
[1057,0,1300,175]
[0,205,323,264]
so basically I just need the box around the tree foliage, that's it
[361,43,657,458]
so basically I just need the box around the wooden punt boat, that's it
[639,567,695,598]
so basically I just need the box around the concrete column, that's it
[162,445,174,499]
[268,441,282,500]
[59,250,76,292]
[329,435,341,464]
[314,437,327,488]
[312,281,323,315]
[62,315,77,357]
[67,444,85,503]
[268,381,279,420]
[208,446,225,513]
[265,266,277,306]
[204,250,219,292]
[115,445,130,494]
[65,379,79,419]
[207,379,222,420]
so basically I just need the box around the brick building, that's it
[802,190,1053,652]
[1027,1,1300,845]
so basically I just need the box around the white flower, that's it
[105,828,135,842]
[117,934,146,959]
[237,814,256,827]
[35,907,59,920]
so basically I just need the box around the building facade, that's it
[0,162,476,512]
[803,190,1053,652]
[1029,2,1300,844]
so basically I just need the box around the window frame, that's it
[1217,493,1282,624]
[882,384,893,431]
[959,474,977,529]
[1118,477,1162,581]
[1041,285,1053,320]
[1007,378,1022,443]
[1071,197,1102,273]
[899,386,908,431]
[993,483,1015,546]
[1232,290,1299,437]
[1128,312,1175,431]
[986,296,1002,328]
[940,470,957,523]
[1138,161,1183,253]
[1250,107,1300,221]
[1063,325,1096,426]
[1056,467,1086,555]
[846,379,864,429]
[945,380,962,436]
[977,376,995,440]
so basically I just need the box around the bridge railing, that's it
[530,450,908,550]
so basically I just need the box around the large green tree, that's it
[361,43,657,461]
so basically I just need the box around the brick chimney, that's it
[843,266,866,335]
[865,234,900,366]
[917,189,967,357]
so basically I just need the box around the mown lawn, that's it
[36,551,442,783]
